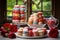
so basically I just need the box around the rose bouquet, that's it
[47,16,59,38]
[0,23,18,39]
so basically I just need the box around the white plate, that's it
[27,24,46,28]
[15,33,47,39]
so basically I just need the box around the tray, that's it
[15,33,47,39]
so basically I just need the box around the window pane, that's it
[7,0,16,10]
[7,0,27,21]
[7,12,12,16]
[32,0,41,10]
[43,11,51,18]
[43,0,52,11]
[7,12,12,20]
[18,0,23,5]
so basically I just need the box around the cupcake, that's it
[32,29,39,36]
[23,28,28,36]
[18,27,23,36]
[38,30,44,36]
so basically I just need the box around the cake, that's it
[12,5,26,25]
[18,27,23,36]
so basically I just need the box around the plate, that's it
[27,24,46,28]
[15,33,47,39]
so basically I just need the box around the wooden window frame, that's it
[0,0,7,26]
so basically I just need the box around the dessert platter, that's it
[16,27,47,39]
[16,34,47,39]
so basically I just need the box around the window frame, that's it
[0,0,7,26]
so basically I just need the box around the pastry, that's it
[18,27,23,36]
[38,30,44,36]
[28,17,33,25]
[17,27,47,37]
[28,12,46,25]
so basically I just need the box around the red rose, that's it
[1,23,18,33]
[3,23,11,29]
[48,28,59,38]
[8,32,16,39]
[2,23,11,32]
[10,24,17,32]
[1,29,8,37]
[1,23,17,38]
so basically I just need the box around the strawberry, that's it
[44,30,47,35]
[28,30,33,36]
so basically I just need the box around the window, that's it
[7,0,52,21]
[7,0,26,20]
[32,0,52,17]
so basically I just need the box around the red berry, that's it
[28,30,33,36]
